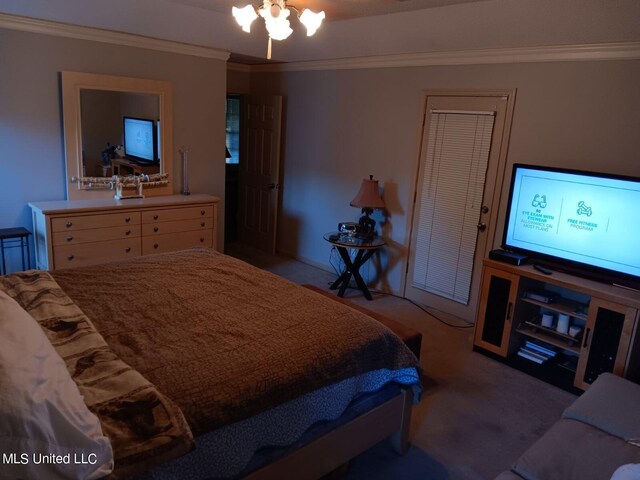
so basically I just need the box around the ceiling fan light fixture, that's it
[260,0,293,41]
[232,0,325,58]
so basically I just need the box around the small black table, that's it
[0,227,32,275]
[323,232,385,300]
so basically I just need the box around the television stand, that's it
[473,258,640,391]
[112,158,159,176]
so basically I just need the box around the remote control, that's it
[533,264,552,275]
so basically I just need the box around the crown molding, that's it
[1,13,637,71]
[0,12,230,61]
[228,62,252,73]
[251,42,640,73]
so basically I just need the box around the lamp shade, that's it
[350,176,385,209]
[232,5,258,32]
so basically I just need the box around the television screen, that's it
[503,164,640,286]
[123,117,157,163]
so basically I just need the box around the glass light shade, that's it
[299,9,325,36]
[232,5,258,33]
[260,5,293,40]
[270,3,281,18]
[350,177,386,209]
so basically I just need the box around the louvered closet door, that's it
[405,94,511,323]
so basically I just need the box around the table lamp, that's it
[350,175,385,239]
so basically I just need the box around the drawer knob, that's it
[154,243,159,249]
[66,236,73,242]
[67,255,74,261]
[66,222,73,228]
[125,247,131,253]
[125,217,131,223]
[200,237,205,242]
[154,215,159,220]
[125,230,131,236]
[200,222,205,227]
[154,227,159,233]
[201,210,205,215]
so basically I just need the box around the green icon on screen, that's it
[532,194,547,209]
[577,201,592,216]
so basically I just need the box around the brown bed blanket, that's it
[51,248,418,436]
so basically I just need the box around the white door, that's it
[405,93,514,322]
[239,95,283,254]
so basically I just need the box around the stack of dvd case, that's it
[517,340,557,364]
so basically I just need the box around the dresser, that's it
[29,194,219,270]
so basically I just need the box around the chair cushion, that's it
[512,419,640,480]
[563,373,640,443]
[301,285,422,360]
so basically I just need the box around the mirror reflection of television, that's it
[123,116,157,164]
[502,164,640,289]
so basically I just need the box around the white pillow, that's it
[0,289,113,480]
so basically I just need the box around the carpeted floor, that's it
[226,243,577,480]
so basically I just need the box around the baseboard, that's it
[277,249,335,275]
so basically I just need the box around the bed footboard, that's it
[243,387,414,480]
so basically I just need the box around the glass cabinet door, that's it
[574,298,637,390]
[474,267,520,357]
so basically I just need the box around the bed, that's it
[0,248,422,479]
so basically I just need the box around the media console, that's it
[473,258,640,392]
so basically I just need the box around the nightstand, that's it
[323,232,385,300]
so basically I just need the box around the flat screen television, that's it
[123,116,157,164]
[502,163,640,289]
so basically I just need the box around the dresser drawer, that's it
[141,218,213,236]
[52,225,141,246]
[52,212,141,232]
[142,230,213,255]
[53,239,141,269]
[141,205,213,224]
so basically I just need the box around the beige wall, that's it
[80,90,122,177]
[0,28,228,252]
[227,67,251,95]
[250,60,640,295]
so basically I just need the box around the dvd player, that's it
[489,249,528,266]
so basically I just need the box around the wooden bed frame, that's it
[245,387,414,480]
[30,253,422,480]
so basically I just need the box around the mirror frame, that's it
[61,71,173,200]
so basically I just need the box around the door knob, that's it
[477,223,487,232]
[481,205,489,214]
[267,183,280,190]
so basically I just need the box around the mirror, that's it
[61,71,173,200]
